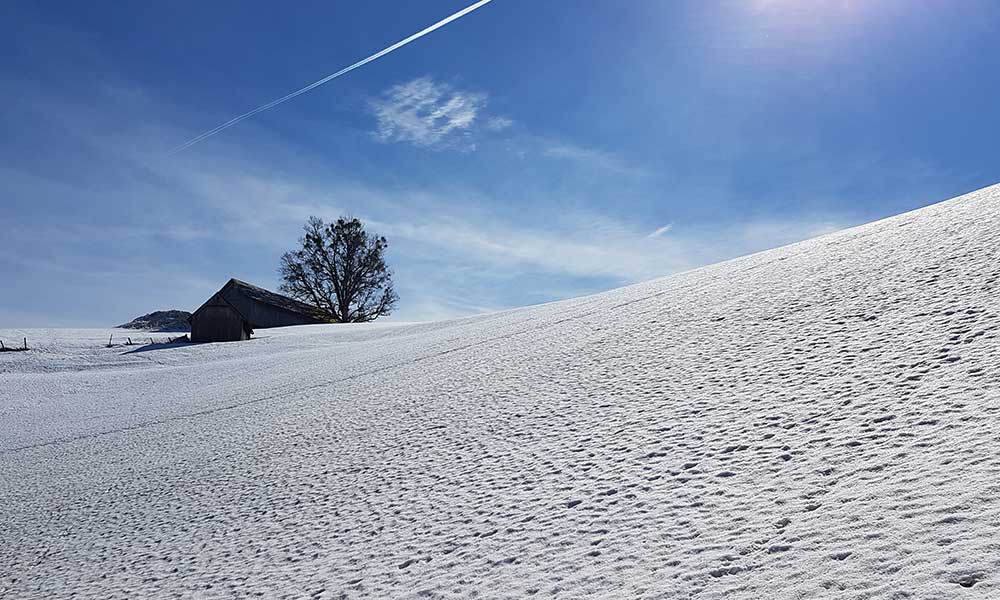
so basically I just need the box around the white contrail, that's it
[169,0,493,155]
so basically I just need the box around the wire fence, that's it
[106,334,190,348]
[0,333,192,353]
[0,337,29,352]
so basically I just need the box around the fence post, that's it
[23,337,27,350]
[0,339,5,350]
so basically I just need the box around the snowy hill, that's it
[2,183,999,599]
[117,310,192,332]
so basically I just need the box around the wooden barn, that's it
[188,278,329,343]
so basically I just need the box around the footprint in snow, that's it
[950,572,985,588]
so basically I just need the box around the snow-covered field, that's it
[3,184,1000,599]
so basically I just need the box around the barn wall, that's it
[190,304,248,342]
[222,288,322,329]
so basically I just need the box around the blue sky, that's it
[1,0,998,327]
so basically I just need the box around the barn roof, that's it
[226,278,328,321]
[189,278,329,325]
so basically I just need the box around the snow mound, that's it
[2,184,1000,599]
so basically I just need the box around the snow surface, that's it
[2,184,1000,599]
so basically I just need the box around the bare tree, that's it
[279,216,398,323]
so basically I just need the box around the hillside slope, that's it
[2,184,999,599]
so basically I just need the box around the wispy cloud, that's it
[370,218,680,282]
[370,77,508,149]
[541,141,649,177]
[647,223,673,238]
[485,115,514,131]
